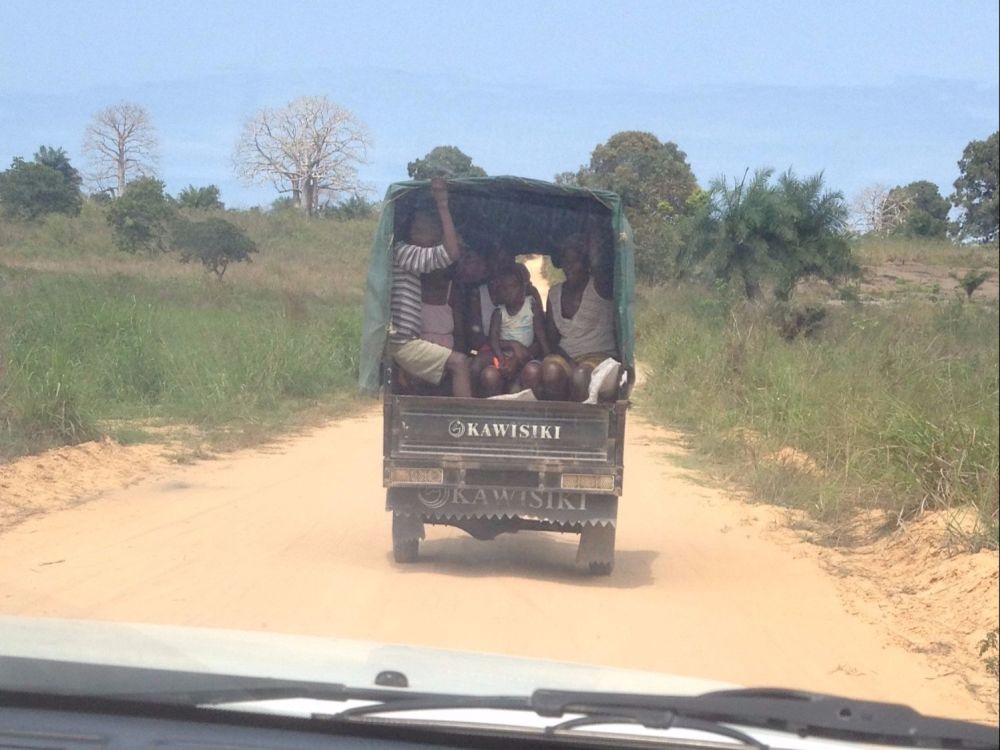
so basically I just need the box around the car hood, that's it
[0,614,732,697]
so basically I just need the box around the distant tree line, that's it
[852,132,997,244]
[553,129,998,294]
[1,89,995,291]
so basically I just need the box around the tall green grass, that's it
[638,286,999,549]
[0,205,375,460]
[0,268,362,458]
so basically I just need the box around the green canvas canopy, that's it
[359,176,635,394]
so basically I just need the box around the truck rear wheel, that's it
[577,523,616,575]
[393,537,419,563]
[391,512,422,564]
[588,561,614,576]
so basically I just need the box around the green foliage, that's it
[1,207,375,457]
[0,268,362,459]
[952,131,999,243]
[690,169,855,300]
[89,190,114,205]
[573,131,699,281]
[888,180,950,239]
[0,149,83,221]
[407,145,486,179]
[772,171,856,299]
[177,184,224,210]
[638,287,999,548]
[106,177,175,253]
[959,268,989,299]
[34,146,83,193]
[770,301,828,341]
[579,131,697,215]
[173,217,257,279]
[320,193,378,220]
[270,196,298,212]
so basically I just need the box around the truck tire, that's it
[588,561,614,576]
[577,523,616,575]
[392,512,421,564]
[393,537,419,563]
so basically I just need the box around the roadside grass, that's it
[853,235,999,269]
[0,208,375,461]
[0,206,374,303]
[636,284,999,550]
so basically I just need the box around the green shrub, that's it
[106,177,175,254]
[173,217,257,279]
[0,147,83,222]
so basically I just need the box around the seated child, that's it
[463,244,544,355]
[472,266,549,396]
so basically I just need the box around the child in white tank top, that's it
[472,266,549,396]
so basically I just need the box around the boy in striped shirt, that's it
[388,177,472,397]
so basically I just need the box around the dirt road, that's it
[0,401,992,723]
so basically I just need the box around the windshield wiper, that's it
[4,657,995,748]
[529,688,997,749]
[320,686,996,749]
[325,692,767,749]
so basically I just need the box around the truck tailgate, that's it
[388,395,620,464]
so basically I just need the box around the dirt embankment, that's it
[863,261,999,300]
[0,438,172,530]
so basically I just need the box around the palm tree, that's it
[695,169,855,300]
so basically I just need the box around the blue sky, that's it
[1,0,997,208]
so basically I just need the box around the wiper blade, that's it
[6,657,994,748]
[324,692,768,748]
[531,687,998,749]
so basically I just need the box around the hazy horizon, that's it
[2,1,997,208]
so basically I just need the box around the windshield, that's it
[1,0,998,743]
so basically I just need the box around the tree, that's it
[887,180,950,238]
[82,102,158,197]
[853,184,891,235]
[694,169,855,300]
[952,131,998,243]
[407,146,486,179]
[771,171,855,299]
[0,148,82,220]
[234,95,370,216]
[34,146,82,193]
[106,177,175,253]
[573,131,699,281]
[173,217,257,280]
[578,131,697,216]
[177,184,224,210]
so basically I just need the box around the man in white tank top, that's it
[539,234,620,402]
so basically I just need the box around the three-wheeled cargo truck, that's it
[360,177,635,574]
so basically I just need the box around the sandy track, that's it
[0,406,991,723]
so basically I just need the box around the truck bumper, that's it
[387,486,618,528]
